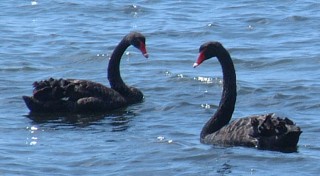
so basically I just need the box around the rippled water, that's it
[1,0,320,175]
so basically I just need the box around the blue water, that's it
[1,0,320,175]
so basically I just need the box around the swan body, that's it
[194,42,301,152]
[23,32,148,113]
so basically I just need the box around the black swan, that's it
[193,42,302,152]
[23,32,148,113]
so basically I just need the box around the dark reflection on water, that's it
[216,161,232,175]
[25,109,135,131]
[1,0,320,175]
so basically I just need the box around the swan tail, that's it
[23,96,38,112]
[22,78,80,112]
[253,114,302,151]
[23,95,71,113]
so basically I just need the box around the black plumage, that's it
[194,42,302,152]
[23,32,148,113]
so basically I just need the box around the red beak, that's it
[139,41,149,58]
[193,50,206,68]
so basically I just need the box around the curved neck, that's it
[200,49,237,139]
[108,38,130,91]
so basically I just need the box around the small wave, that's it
[194,76,222,85]
[0,66,53,72]
[122,4,150,17]
[156,136,174,144]
[246,17,271,24]
[283,15,309,22]
[238,58,294,70]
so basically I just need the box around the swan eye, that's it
[131,38,143,48]
[131,39,138,46]
[199,45,206,53]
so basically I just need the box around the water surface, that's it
[1,0,320,175]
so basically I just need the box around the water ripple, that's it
[1,0,319,175]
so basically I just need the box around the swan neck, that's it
[201,49,237,139]
[108,38,130,90]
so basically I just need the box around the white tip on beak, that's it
[193,63,199,68]
[143,53,149,58]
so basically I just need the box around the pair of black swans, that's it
[23,32,302,152]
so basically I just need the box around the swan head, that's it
[193,42,226,68]
[127,32,149,58]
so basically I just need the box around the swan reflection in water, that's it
[25,109,136,131]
